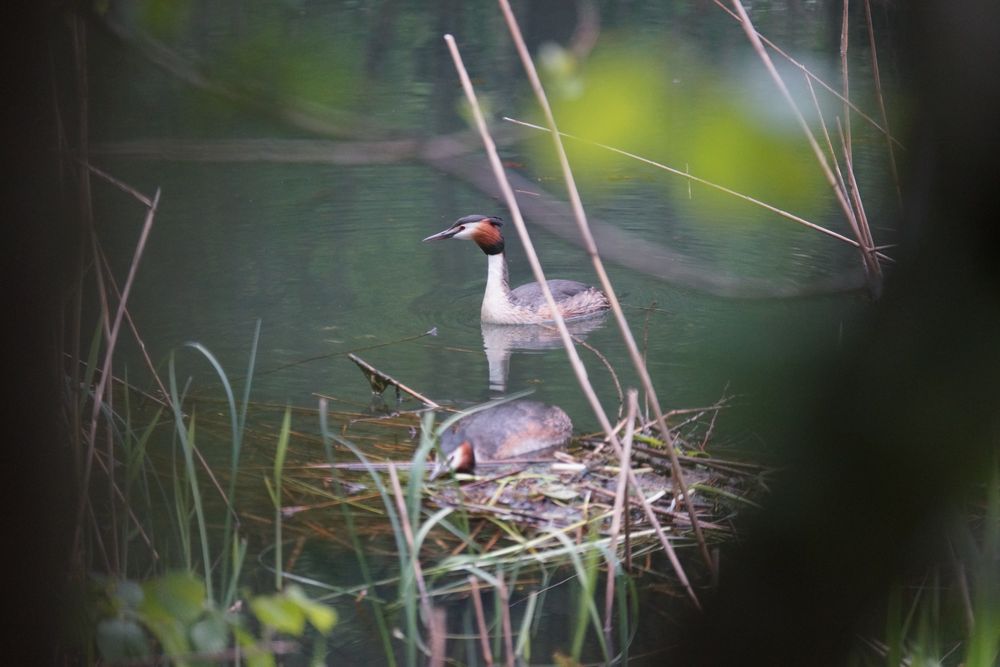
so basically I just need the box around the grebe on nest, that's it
[423,215,610,325]
[430,400,573,478]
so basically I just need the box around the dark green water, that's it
[87,1,900,661]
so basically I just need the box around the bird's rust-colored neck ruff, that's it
[472,221,504,255]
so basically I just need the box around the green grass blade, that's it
[514,591,539,661]
[964,467,1000,666]
[272,406,292,591]
[168,353,214,601]
[237,319,262,446]
[546,529,609,663]
[79,318,103,414]
[407,412,438,540]
[317,399,397,667]
[182,341,245,600]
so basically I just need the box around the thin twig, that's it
[504,117,894,264]
[444,32,703,608]
[604,390,637,650]
[567,330,624,419]
[840,0,852,162]
[75,188,161,555]
[428,606,447,667]
[640,302,655,422]
[81,160,154,207]
[836,117,876,255]
[495,0,714,577]
[94,242,170,402]
[863,0,902,207]
[498,576,515,667]
[469,576,495,666]
[386,464,434,632]
[805,75,853,206]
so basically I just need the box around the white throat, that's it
[481,253,515,324]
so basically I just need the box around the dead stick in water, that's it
[348,352,440,408]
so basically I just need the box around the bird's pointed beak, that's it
[422,226,458,242]
[428,441,472,480]
[428,459,449,481]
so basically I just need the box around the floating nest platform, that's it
[427,438,762,541]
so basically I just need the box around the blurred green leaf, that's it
[96,617,150,662]
[681,101,824,222]
[538,36,826,227]
[189,610,230,654]
[139,572,206,626]
[538,38,678,185]
[250,594,306,635]
[285,585,338,633]
[248,652,278,667]
[141,616,190,660]
[114,579,144,612]
[139,0,192,40]
[207,20,362,115]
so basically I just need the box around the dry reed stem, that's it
[86,255,239,529]
[498,576,515,667]
[711,0,903,149]
[85,446,160,559]
[469,576,495,666]
[863,0,902,207]
[567,330,624,418]
[74,188,161,555]
[495,0,714,576]
[90,228,121,570]
[85,499,112,572]
[386,464,435,639]
[729,0,883,295]
[840,0,852,162]
[96,243,170,402]
[604,390,638,649]
[82,160,154,207]
[443,33,702,608]
[504,117,895,266]
[428,606,447,667]
[836,117,876,254]
[69,17,91,509]
[805,75,853,205]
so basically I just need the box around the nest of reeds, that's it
[266,395,766,561]
[426,411,765,542]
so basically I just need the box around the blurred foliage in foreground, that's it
[86,572,336,666]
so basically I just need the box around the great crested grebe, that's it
[423,215,610,325]
[430,400,573,478]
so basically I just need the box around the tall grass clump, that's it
[856,470,1000,666]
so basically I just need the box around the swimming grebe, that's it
[431,400,573,478]
[423,215,610,325]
